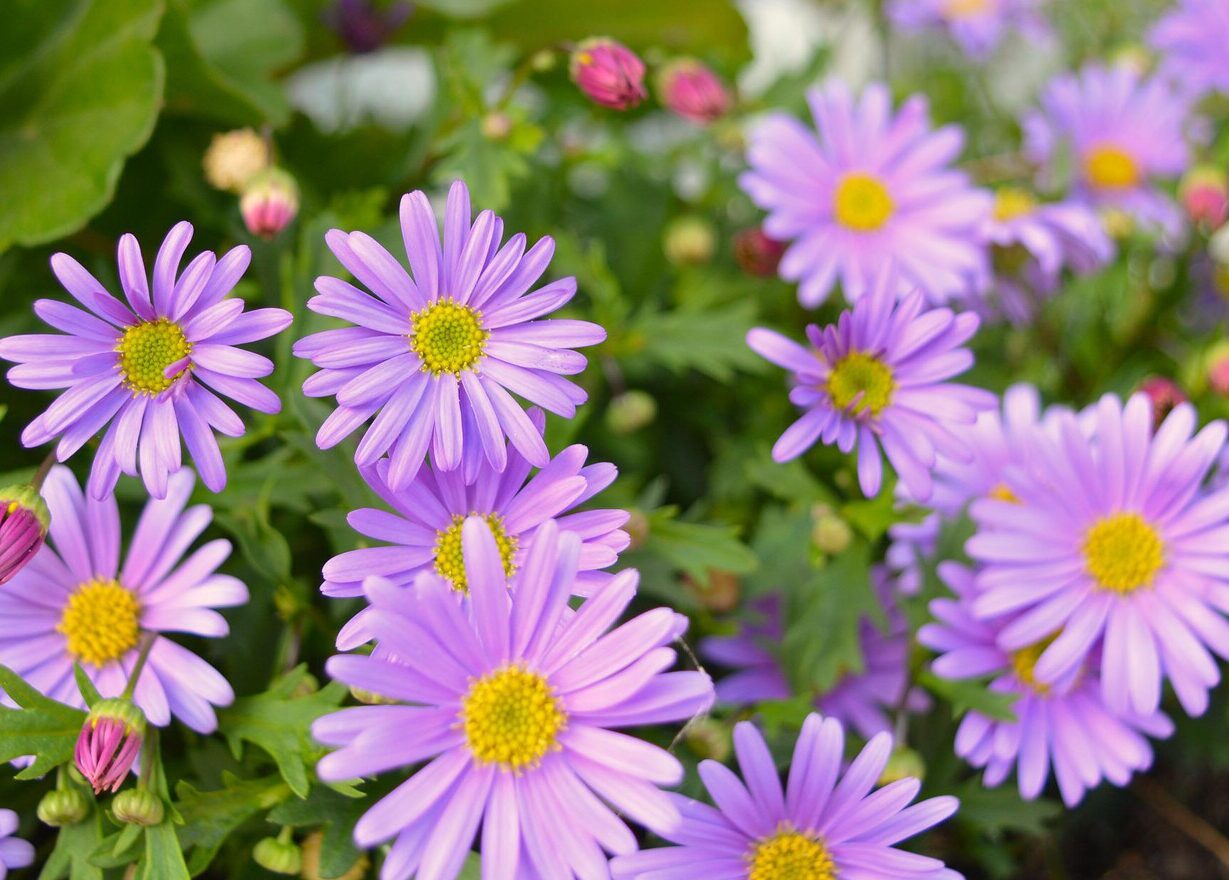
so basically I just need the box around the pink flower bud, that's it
[1137,376,1186,425]
[0,485,49,586]
[1180,166,1229,229]
[74,698,146,794]
[240,168,300,240]
[569,38,647,111]
[733,227,787,277]
[657,58,732,124]
[1209,344,1229,397]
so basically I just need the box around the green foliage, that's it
[0,666,87,779]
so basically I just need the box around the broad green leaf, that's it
[218,666,348,798]
[267,783,368,880]
[135,823,190,880]
[0,665,88,778]
[176,774,292,876]
[38,807,105,880]
[639,507,758,580]
[0,0,164,250]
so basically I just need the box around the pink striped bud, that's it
[74,698,146,794]
[569,38,647,111]
[657,58,732,124]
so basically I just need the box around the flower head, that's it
[313,519,713,879]
[888,0,1049,59]
[1024,65,1188,236]
[1179,165,1229,229]
[0,467,247,733]
[1149,0,1229,100]
[921,563,1173,805]
[0,483,49,586]
[294,181,605,487]
[657,58,732,124]
[322,411,629,648]
[748,280,994,499]
[967,392,1229,717]
[0,223,293,499]
[241,168,300,240]
[741,80,990,307]
[569,38,647,110]
[75,697,147,794]
[610,713,960,880]
[0,810,34,876]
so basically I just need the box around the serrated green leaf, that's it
[218,666,347,798]
[641,507,758,580]
[629,302,765,382]
[0,665,87,778]
[0,0,164,250]
[952,779,1062,835]
[39,807,105,880]
[176,774,292,876]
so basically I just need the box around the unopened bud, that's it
[203,128,270,193]
[112,789,164,827]
[657,58,732,125]
[733,227,787,277]
[1208,342,1229,396]
[879,747,926,785]
[240,168,299,240]
[569,38,647,111]
[664,216,716,266]
[254,835,302,875]
[625,509,650,551]
[606,390,657,436]
[1180,166,1229,230]
[682,569,740,613]
[75,698,146,794]
[684,717,731,762]
[812,512,853,555]
[37,789,90,827]
[1137,376,1186,425]
[480,112,513,141]
[0,485,49,586]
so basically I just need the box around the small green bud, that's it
[879,747,926,785]
[606,390,657,436]
[684,718,731,762]
[254,836,303,875]
[37,789,90,827]
[663,216,716,267]
[811,513,853,555]
[112,789,165,827]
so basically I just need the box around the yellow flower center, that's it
[832,172,894,232]
[988,483,1020,503]
[1084,146,1140,191]
[748,829,836,880]
[992,187,1037,222]
[57,579,141,667]
[1082,512,1165,594]
[460,664,566,771]
[1010,635,1057,694]
[433,513,519,594]
[942,0,991,18]
[826,351,895,415]
[409,299,488,376]
[116,319,192,395]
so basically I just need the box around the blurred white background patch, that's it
[288,47,435,133]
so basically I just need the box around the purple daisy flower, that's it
[1150,0,1229,100]
[0,223,292,500]
[966,392,1229,718]
[701,590,919,739]
[0,810,34,879]
[740,80,990,307]
[313,518,714,879]
[322,411,630,649]
[610,713,961,880]
[1023,65,1188,237]
[0,467,245,733]
[294,181,606,489]
[748,280,995,500]
[972,189,1113,325]
[921,562,1173,806]
[888,0,1049,60]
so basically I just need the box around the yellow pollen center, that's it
[988,483,1020,503]
[433,514,519,594]
[57,579,141,667]
[833,172,894,232]
[116,319,192,395]
[460,664,566,771]
[826,351,895,415]
[748,829,836,880]
[1083,512,1165,594]
[409,299,488,376]
[992,187,1037,222]
[1084,146,1140,191]
[1010,635,1057,694]
[942,0,991,18]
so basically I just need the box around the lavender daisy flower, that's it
[701,591,917,739]
[610,713,961,880]
[0,223,292,500]
[740,80,990,307]
[0,467,246,733]
[0,811,33,878]
[313,518,714,879]
[322,411,629,649]
[973,188,1113,325]
[921,562,1173,806]
[1023,65,1188,237]
[294,181,605,488]
[1150,0,1229,100]
[888,0,1049,60]
[748,280,995,500]
[967,392,1229,718]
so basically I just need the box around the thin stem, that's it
[121,634,158,700]
[1136,776,1229,871]
[137,728,159,789]
[30,450,57,491]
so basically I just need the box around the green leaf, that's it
[135,823,190,880]
[952,779,1062,835]
[629,302,765,382]
[38,808,105,880]
[918,671,1019,723]
[0,665,87,778]
[0,0,164,250]
[218,666,347,798]
[176,774,292,876]
[267,783,368,880]
[74,664,103,709]
[433,119,531,212]
[639,507,758,580]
